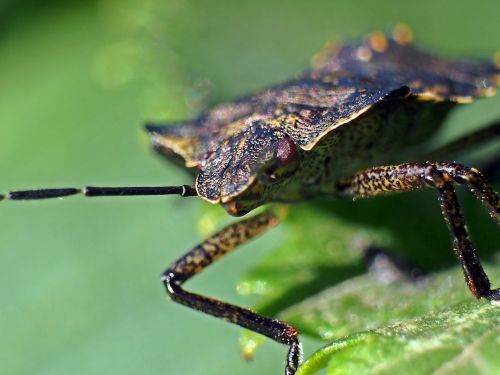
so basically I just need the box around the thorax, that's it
[276,97,454,200]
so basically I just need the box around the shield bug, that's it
[2,27,499,375]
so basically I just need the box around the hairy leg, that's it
[337,162,499,300]
[162,212,301,375]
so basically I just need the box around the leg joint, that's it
[161,270,183,297]
[426,166,451,188]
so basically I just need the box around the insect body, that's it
[147,33,498,217]
[2,29,500,375]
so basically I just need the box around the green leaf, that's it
[297,300,500,375]
[238,196,500,370]
[281,263,500,340]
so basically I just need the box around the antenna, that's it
[0,185,197,201]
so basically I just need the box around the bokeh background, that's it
[0,1,499,374]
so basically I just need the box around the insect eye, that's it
[263,137,299,182]
[276,137,299,166]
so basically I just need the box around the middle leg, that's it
[336,162,499,300]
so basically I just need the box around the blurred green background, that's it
[0,1,499,375]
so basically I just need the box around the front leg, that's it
[162,212,301,375]
[336,162,499,300]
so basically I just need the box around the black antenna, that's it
[0,185,197,201]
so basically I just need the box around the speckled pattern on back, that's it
[146,31,499,208]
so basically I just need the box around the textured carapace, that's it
[146,29,499,215]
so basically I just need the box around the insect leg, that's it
[162,212,301,375]
[337,162,499,300]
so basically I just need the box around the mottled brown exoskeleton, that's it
[2,28,499,374]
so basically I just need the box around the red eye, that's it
[276,137,298,165]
